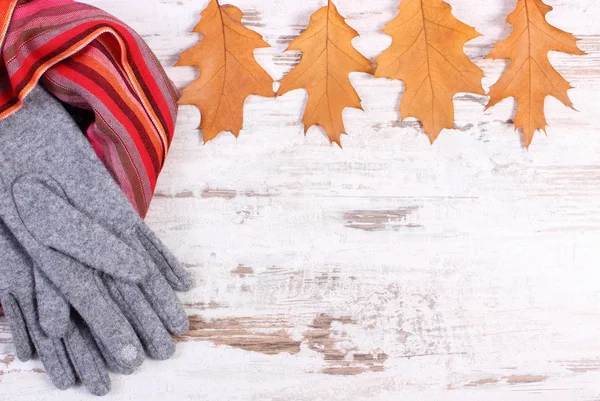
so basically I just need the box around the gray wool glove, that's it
[0,86,193,393]
[0,220,110,396]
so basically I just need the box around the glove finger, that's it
[139,272,189,335]
[16,295,76,390]
[104,276,176,360]
[34,267,71,338]
[63,320,110,396]
[75,304,134,376]
[12,174,149,283]
[92,333,135,376]
[0,292,33,361]
[38,253,145,373]
[135,225,194,291]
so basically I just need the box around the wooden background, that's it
[2,0,600,399]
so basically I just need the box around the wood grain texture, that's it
[2,0,600,399]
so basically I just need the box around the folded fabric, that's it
[0,0,178,216]
[0,0,180,317]
[0,85,193,395]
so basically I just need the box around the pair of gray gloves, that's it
[0,86,193,395]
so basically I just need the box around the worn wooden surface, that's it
[2,0,600,399]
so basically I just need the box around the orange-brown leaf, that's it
[176,0,274,142]
[486,0,584,147]
[374,0,485,143]
[277,0,374,147]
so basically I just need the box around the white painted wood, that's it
[2,0,600,399]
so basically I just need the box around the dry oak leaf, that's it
[277,0,374,147]
[486,0,584,147]
[374,0,485,143]
[176,0,274,142]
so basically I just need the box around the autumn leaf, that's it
[277,0,374,147]
[176,0,274,142]
[486,0,585,147]
[374,0,485,143]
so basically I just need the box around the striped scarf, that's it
[0,0,179,316]
[0,0,178,216]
